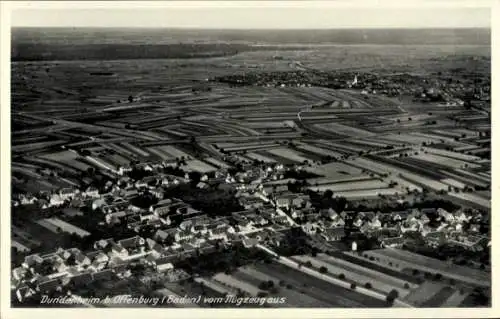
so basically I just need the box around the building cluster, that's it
[11,151,490,303]
[214,70,490,106]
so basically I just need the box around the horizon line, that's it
[11,26,491,30]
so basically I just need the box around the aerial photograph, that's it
[8,3,492,310]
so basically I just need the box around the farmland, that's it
[10,27,491,308]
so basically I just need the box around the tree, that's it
[388,289,399,299]
[128,95,134,103]
[404,283,410,289]
[350,283,357,290]
[338,273,346,280]
[365,282,372,289]
[304,261,313,268]
[319,266,328,274]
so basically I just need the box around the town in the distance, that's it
[10,28,491,308]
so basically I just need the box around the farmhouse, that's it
[381,236,405,248]
[36,218,91,238]
[321,227,345,241]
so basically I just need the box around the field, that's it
[307,180,389,192]
[292,254,414,297]
[356,249,490,288]
[249,262,388,307]
[403,282,453,307]
[265,148,313,164]
[10,27,491,307]
[36,218,91,237]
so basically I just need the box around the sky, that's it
[11,6,491,29]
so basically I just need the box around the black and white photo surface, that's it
[2,0,495,316]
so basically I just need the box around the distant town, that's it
[10,27,491,308]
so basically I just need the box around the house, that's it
[362,211,376,222]
[58,248,91,268]
[86,250,109,271]
[59,188,78,201]
[140,211,156,222]
[239,197,265,210]
[292,196,306,208]
[448,235,484,251]
[174,230,193,242]
[84,187,99,198]
[196,182,209,189]
[454,211,469,223]
[154,228,177,243]
[273,215,289,225]
[438,208,455,223]
[92,269,114,282]
[179,243,197,257]
[150,188,164,199]
[368,217,382,229]
[425,231,447,247]
[153,257,175,273]
[12,267,28,281]
[69,271,94,288]
[105,211,127,225]
[37,278,61,294]
[135,180,148,189]
[49,194,65,207]
[22,254,43,270]
[242,237,259,248]
[320,208,338,220]
[420,213,430,224]
[421,208,437,218]
[108,243,129,259]
[290,208,304,219]
[118,236,146,255]
[208,225,233,240]
[381,236,405,248]
[251,215,269,226]
[321,227,345,241]
[302,222,316,235]
[353,217,364,228]
[15,285,36,302]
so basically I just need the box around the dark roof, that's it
[324,227,345,238]
[155,255,177,265]
[382,236,405,245]
[92,269,114,281]
[24,254,43,266]
[421,208,438,215]
[70,272,94,287]
[38,279,60,292]
[118,236,143,248]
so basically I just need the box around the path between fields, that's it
[255,244,414,308]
